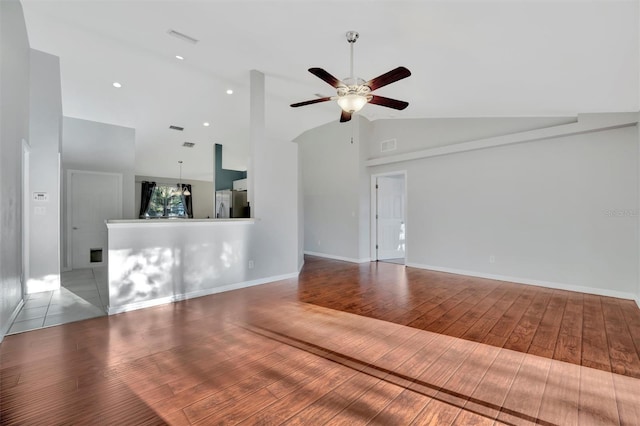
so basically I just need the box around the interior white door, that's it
[376,175,405,260]
[69,171,122,269]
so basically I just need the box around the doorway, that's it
[372,172,406,264]
[67,170,122,269]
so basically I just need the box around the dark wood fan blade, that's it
[309,68,344,88]
[366,66,411,91]
[340,110,352,123]
[369,95,409,110]
[290,97,333,108]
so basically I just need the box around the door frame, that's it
[370,170,407,262]
[66,170,122,270]
[21,139,31,297]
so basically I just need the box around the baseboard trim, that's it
[304,251,371,264]
[107,271,300,315]
[406,262,637,301]
[1,299,25,343]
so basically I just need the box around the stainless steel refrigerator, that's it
[215,190,249,218]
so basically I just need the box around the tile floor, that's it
[8,268,108,334]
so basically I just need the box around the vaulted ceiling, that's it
[21,0,639,180]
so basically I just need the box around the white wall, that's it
[301,114,639,300]
[0,0,30,340]
[27,49,62,293]
[368,117,576,161]
[134,175,214,219]
[295,116,385,263]
[295,115,373,262]
[370,117,638,299]
[249,70,299,278]
[298,135,305,271]
[637,0,640,308]
[358,117,373,260]
[107,221,256,312]
[62,117,135,217]
[296,120,364,262]
[250,136,299,277]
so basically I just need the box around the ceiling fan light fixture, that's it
[337,94,367,113]
[290,31,411,123]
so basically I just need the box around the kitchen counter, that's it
[106,218,255,228]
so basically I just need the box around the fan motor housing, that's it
[346,31,359,43]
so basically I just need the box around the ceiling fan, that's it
[291,31,411,123]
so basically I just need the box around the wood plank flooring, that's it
[1,255,639,425]
[298,256,640,378]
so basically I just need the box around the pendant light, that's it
[178,160,191,196]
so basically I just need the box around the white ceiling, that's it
[21,0,639,181]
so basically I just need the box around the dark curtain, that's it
[182,184,193,218]
[139,181,156,218]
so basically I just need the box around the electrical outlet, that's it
[489,255,495,264]
[248,260,254,269]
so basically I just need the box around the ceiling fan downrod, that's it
[346,31,359,81]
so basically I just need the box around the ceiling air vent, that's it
[182,142,195,148]
[167,29,199,44]
[169,125,184,131]
[380,139,397,153]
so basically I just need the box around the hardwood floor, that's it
[298,256,640,378]
[1,255,639,424]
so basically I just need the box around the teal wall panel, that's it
[215,144,247,190]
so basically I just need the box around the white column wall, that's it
[0,0,31,340]
[249,70,299,277]
[27,50,62,293]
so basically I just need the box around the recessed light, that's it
[226,89,233,95]
[175,55,184,60]
[203,122,210,127]
[112,82,122,88]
